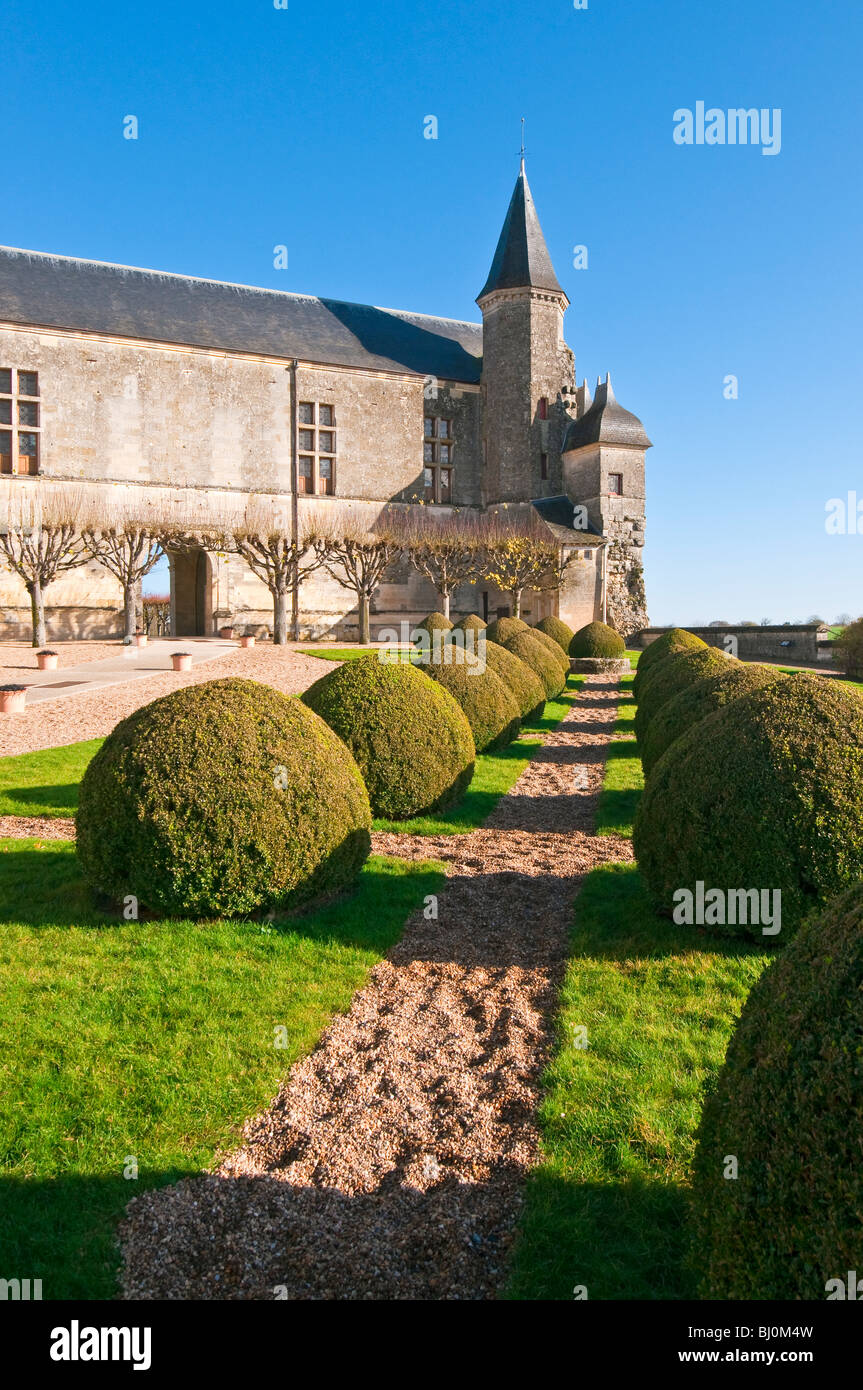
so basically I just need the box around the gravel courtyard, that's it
[0,640,329,757]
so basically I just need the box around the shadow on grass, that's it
[0,1168,199,1302]
[506,1172,695,1300]
[0,781,80,814]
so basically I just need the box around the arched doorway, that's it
[170,548,211,637]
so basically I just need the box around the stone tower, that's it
[562,374,651,635]
[477,160,575,504]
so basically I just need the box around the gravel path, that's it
[0,643,330,757]
[118,676,631,1301]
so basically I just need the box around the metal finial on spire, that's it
[520,117,525,171]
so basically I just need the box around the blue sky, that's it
[3,0,861,622]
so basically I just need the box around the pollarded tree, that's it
[82,514,166,640]
[310,507,403,644]
[396,508,484,619]
[231,499,326,646]
[479,510,558,620]
[0,485,89,647]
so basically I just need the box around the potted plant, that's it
[36,649,59,671]
[0,684,27,713]
[239,633,255,648]
[171,651,193,672]
[134,630,148,648]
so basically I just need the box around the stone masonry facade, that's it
[0,163,651,641]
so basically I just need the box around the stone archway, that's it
[170,548,211,637]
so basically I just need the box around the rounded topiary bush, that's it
[634,647,733,743]
[633,628,706,698]
[691,883,863,1299]
[76,678,372,918]
[485,616,529,645]
[503,631,566,699]
[534,615,574,653]
[415,611,453,635]
[640,663,785,776]
[527,627,572,679]
[302,655,474,819]
[633,673,863,937]
[453,613,486,633]
[569,621,625,658]
[426,657,521,752]
[483,641,547,719]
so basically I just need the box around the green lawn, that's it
[0,844,444,1300]
[505,671,771,1300]
[0,740,103,818]
[593,672,643,839]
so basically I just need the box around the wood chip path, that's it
[117,675,631,1300]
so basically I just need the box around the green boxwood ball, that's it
[634,647,734,743]
[415,611,453,634]
[633,673,863,938]
[302,654,475,819]
[483,641,547,719]
[75,678,372,918]
[528,627,572,679]
[485,616,529,645]
[534,615,574,653]
[425,657,521,752]
[569,621,625,658]
[633,628,707,698]
[692,882,863,1298]
[503,631,566,699]
[641,663,786,775]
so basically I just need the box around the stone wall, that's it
[635,626,821,665]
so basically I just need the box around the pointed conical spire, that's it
[576,378,592,417]
[477,161,565,302]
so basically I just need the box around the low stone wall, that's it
[634,625,821,665]
[570,656,631,675]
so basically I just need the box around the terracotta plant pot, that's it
[240,635,255,648]
[134,633,148,648]
[171,652,193,672]
[37,651,59,671]
[218,626,234,640]
[0,685,27,713]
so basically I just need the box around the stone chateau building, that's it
[0,160,650,640]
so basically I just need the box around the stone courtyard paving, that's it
[0,639,328,757]
[118,675,631,1301]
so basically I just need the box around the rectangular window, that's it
[440,467,452,503]
[608,472,623,495]
[540,452,548,479]
[296,403,337,495]
[422,417,454,498]
[538,397,548,420]
[0,372,41,475]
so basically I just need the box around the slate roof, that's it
[531,495,604,544]
[0,246,484,384]
[562,375,652,451]
[477,162,565,301]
